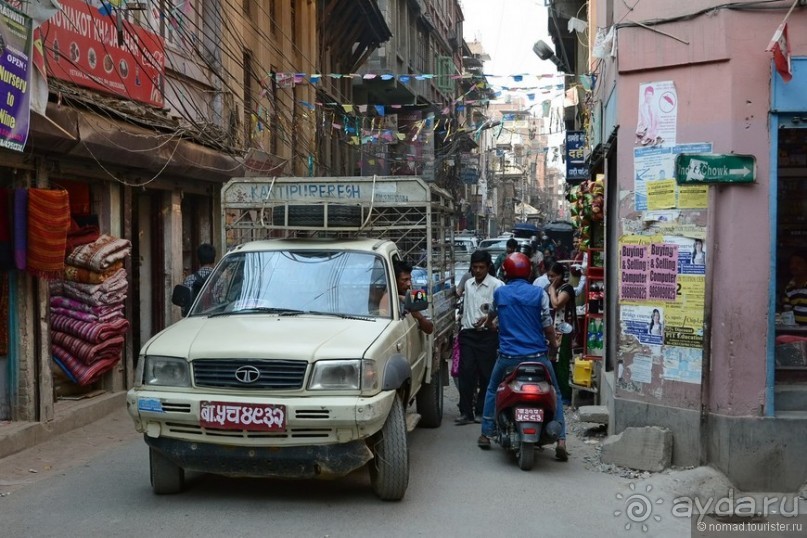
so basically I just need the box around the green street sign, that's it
[675,153,756,184]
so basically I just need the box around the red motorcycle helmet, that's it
[503,252,532,280]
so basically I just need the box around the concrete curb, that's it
[0,391,126,460]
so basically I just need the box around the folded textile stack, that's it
[51,234,131,386]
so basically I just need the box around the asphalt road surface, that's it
[0,388,692,537]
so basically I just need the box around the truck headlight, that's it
[309,360,375,390]
[308,360,378,391]
[143,356,190,387]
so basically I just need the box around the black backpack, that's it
[182,272,208,316]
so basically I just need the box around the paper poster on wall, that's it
[678,185,708,209]
[621,304,664,346]
[663,236,706,275]
[648,243,678,301]
[662,346,702,384]
[620,243,650,302]
[633,143,712,210]
[630,355,653,384]
[635,81,677,149]
[647,179,678,209]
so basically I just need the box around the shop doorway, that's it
[0,273,10,420]
[133,191,166,353]
[774,118,807,411]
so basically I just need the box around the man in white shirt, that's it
[456,250,503,425]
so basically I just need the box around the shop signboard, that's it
[565,130,588,185]
[38,0,165,108]
[675,153,756,184]
[0,2,32,152]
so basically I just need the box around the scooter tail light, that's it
[523,427,537,435]
[520,383,542,394]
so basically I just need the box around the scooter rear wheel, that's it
[518,441,535,471]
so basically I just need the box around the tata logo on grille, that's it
[234,365,261,384]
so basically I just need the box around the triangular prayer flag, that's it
[381,74,394,80]
[309,74,322,83]
[513,75,523,82]
[358,105,368,113]
[400,75,411,83]
[329,74,343,79]
[374,105,385,116]
[766,22,792,83]
[363,73,377,80]
[343,105,354,113]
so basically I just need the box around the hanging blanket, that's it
[0,189,10,270]
[51,314,129,344]
[66,234,131,273]
[50,305,124,323]
[52,344,120,386]
[27,189,71,279]
[57,285,126,307]
[65,220,100,255]
[63,261,123,284]
[13,189,27,270]
[52,331,124,365]
[50,295,126,315]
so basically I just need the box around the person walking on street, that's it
[477,252,568,461]
[494,238,518,279]
[456,250,503,425]
[181,243,216,316]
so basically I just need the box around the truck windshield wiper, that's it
[302,310,376,321]
[208,307,305,317]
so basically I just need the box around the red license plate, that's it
[199,401,286,432]
[514,408,544,422]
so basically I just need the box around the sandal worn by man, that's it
[477,435,491,449]
[555,445,569,462]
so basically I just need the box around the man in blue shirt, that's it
[477,252,568,461]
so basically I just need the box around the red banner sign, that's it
[37,0,165,108]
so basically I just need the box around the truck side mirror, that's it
[402,289,429,312]
[172,285,192,310]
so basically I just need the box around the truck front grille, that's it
[192,359,307,389]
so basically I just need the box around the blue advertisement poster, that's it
[565,130,587,184]
[0,2,31,152]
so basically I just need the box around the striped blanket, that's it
[66,234,131,273]
[51,305,124,323]
[51,315,129,344]
[50,295,125,315]
[50,268,127,305]
[64,262,123,284]
[52,331,124,365]
[52,344,120,386]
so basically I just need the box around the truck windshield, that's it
[188,250,391,318]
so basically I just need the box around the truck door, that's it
[391,254,427,385]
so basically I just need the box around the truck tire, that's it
[149,447,185,494]
[369,395,409,501]
[518,441,535,471]
[416,365,443,428]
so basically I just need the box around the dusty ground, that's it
[0,407,138,497]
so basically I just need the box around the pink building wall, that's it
[612,2,807,416]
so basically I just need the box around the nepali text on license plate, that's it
[514,408,544,422]
[199,401,286,432]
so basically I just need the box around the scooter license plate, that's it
[514,408,544,422]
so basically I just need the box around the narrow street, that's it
[0,389,694,537]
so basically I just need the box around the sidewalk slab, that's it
[0,391,126,460]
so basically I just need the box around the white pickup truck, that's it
[126,176,457,500]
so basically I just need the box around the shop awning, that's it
[29,103,245,184]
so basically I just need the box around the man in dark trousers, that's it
[455,250,503,425]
